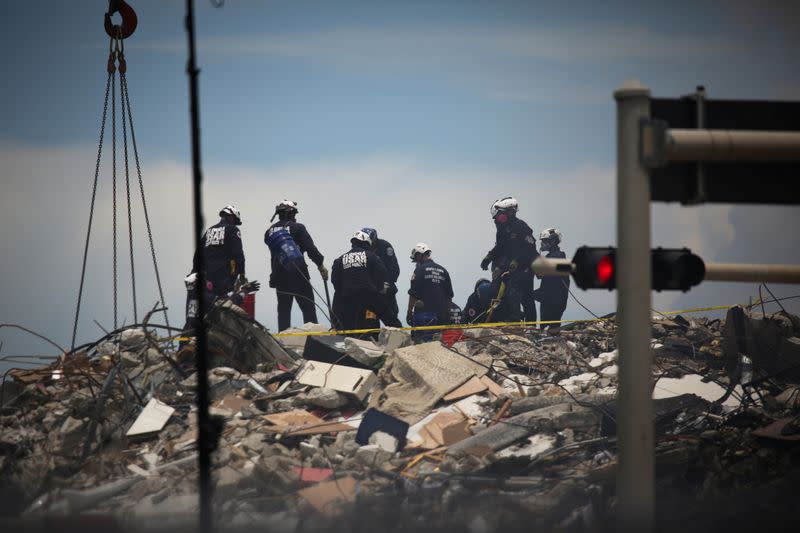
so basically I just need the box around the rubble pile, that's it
[3,303,800,531]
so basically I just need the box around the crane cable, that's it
[71,14,169,351]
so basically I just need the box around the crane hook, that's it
[104,0,138,39]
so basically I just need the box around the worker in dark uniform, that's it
[479,197,539,323]
[265,199,328,331]
[331,230,389,332]
[182,205,245,344]
[534,228,570,329]
[361,227,402,328]
[462,278,493,324]
[407,243,454,327]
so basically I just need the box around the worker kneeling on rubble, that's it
[407,243,454,329]
[463,278,494,323]
[331,230,390,332]
[182,205,246,342]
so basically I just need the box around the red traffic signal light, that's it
[572,247,616,290]
[571,246,705,291]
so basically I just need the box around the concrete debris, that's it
[4,306,800,530]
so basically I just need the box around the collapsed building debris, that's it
[3,302,800,531]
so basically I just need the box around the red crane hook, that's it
[104,0,138,39]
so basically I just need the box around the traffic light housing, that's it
[572,247,616,290]
[571,246,705,291]
[651,247,705,291]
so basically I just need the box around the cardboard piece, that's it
[261,409,354,436]
[291,466,335,484]
[295,361,377,403]
[416,412,471,449]
[297,475,358,516]
[443,376,487,402]
[479,375,506,397]
[126,398,175,437]
[213,394,252,414]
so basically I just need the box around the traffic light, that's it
[651,247,705,291]
[571,246,705,291]
[572,246,616,290]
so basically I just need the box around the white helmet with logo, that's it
[219,205,242,225]
[490,197,518,218]
[271,199,299,222]
[539,227,562,244]
[351,230,373,246]
[409,242,431,261]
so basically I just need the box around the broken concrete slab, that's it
[378,327,412,351]
[295,387,350,409]
[447,403,598,457]
[375,341,487,423]
[344,337,386,368]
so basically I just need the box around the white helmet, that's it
[351,230,373,246]
[219,205,242,225]
[409,242,431,261]
[539,227,562,244]
[271,199,298,221]
[490,197,518,218]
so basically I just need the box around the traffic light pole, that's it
[615,81,654,531]
[704,262,800,283]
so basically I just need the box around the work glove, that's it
[480,254,492,271]
[241,279,261,293]
[318,264,329,281]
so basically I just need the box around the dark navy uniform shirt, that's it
[331,247,388,297]
[408,259,454,321]
[534,248,570,309]
[486,217,539,271]
[192,220,245,292]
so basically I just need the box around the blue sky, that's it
[2,1,799,363]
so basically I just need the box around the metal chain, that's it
[111,64,119,330]
[121,72,171,330]
[71,68,113,351]
[119,52,138,324]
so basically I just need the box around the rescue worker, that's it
[265,200,328,331]
[182,205,245,344]
[407,243,454,327]
[462,278,493,324]
[361,227,402,328]
[479,197,539,323]
[533,228,570,329]
[331,230,389,332]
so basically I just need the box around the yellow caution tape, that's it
[272,302,740,338]
[168,303,743,340]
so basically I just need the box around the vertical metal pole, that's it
[185,1,213,531]
[614,80,654,530]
